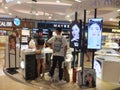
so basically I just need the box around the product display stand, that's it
[78,9,97,89]
[6,36,18,75]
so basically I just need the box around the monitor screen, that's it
[43,29,48,34]
[87,18,103,49]
[32,28,38,34]
[70,20,82,49]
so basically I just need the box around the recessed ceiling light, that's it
[109,18,113,21]
[75,0,81,2]
[9,13,12,15]
[66,15,70,18]
[6,0,13,3]
[69,19,72,22]
[17,1,21,4]
[5,6,8,9]
[117,9,120,12]
[36,13,39,16]
[56,0,60,3]
[49,16,52,19]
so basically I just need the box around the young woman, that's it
[35,37,45,81]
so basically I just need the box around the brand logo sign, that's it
[14,18,21,26]
[0,21,12,27]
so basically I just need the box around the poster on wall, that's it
[87,18,103,49]
[70,20,82,49]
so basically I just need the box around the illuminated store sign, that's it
[0,21,12,27]
[53,24,70,28]
[14,18,21,26]
[38,21,70,30]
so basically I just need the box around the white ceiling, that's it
[0,0,120,22]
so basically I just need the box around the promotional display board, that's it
[21,29,30,50]
[78,68,96,88]
[87,18,103,49]
[70,21,82,49]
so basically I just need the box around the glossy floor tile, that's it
[0,49,120,90]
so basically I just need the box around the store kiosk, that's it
[21,50,37,80]
[21,47,53,80]
[94,45,120,83]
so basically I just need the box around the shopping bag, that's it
[63,66,70,82]
[72,68,77,83]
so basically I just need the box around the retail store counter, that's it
[21,48,53,80]
[21,48,73,80]
[94,49,120,83]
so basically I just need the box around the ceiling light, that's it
[49,16,52,19]
[36,13,39,16]
[17,1,21,4]
[9,13,12,15]
[66,15,70,18]
[6,0,13,3]
[109,18,113,21]
[56,0,60,3]
[5,6,8,9]
[69,19,72,22]
[117,9,120,12]
[75,0,81,2]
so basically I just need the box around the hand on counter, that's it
[35,50,41,54]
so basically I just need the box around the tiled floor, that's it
[0,48,120,90]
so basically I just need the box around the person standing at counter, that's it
[46,27,67,84]
[35,33,45,81]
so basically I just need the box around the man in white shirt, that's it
[46,27,67,83]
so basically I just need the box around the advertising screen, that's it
[87,18,103,49]
[70,20,82,49]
